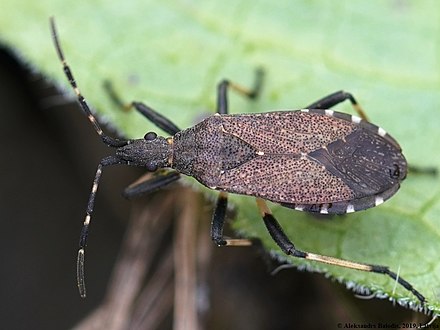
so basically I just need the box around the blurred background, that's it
[1,1,439,329]
[0,39,436,330]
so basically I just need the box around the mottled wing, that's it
[220,111,356,154]
[215,110,406,214]
[218,154,355,204]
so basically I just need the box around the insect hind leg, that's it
[305,90,369,121]
[255,198,426,305]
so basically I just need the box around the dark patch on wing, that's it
[308,128,407,198]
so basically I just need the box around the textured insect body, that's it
[50,17,427,305]
[172,110,406,214]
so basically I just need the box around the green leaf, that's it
[2,0,439,313]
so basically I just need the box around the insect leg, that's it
[50,18,127,148]
[77,155,127,298]
[103,81,181,135]
[132,102,181,135]
[211,192,253,246]
[122,170,181,199]
[306,90,438,176]
[217,68,264,114]
[305,90,369,121]
[408,165,437,176]
[255,198,426,305]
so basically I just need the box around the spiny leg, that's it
[211,192,253,246]
[306,90,369,121]
[103,81,181,135]
[50,18,127,148]
[217,68,264,115]
[122,170,181,199]
[255,198,426,305]
[77,156,127,298]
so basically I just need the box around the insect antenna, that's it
[77,156,125,297]
[50,17,129,297]
[50,17,126,148]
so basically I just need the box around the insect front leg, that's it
[130,102,181,135]
[103,81,181,135]
[122,170,181,199]
[216,68,264,115]
[305,90,369,121]
[211,192,253,247]
[255,198,426,305]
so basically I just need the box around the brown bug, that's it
[50,18,425,305]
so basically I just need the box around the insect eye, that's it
[146,162,158,172]
[389,164,400,179]
[144,132,157,141]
